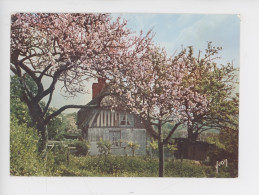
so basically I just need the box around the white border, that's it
[1,0,259,195]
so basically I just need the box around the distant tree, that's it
[46,108,65,140]
[180,43,239,141]
[10,13,153,153]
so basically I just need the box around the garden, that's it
[10,13,239,178]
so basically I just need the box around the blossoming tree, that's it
[106,45,209,177]
[10,13,153,153]
[179,43,239,141]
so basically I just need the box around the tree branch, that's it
[10,65,18,75]
[163,122,181,144]
[42,90,54,117]
[18,61,39,83]
[142,119,159,140]
[38,64,53,81]
[35,64,73,101]
[44,104,99,125]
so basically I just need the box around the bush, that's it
[61,156,159,176]
[72,141,90,156]
[10,117,237,178]
[63,133,79,140]
[127,141,140,157]
[165,160,209,177]
[57,156,223,177]
[97,139,112,155]
[10,114,45,176]
[216,163,238,178]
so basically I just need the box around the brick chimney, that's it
[92,78,106,99]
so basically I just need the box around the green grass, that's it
[41,154,237,177]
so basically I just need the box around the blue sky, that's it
[112,13,240,67]
[50,13,240,112]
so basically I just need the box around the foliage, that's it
[149,139,159,151]
[10,74,38,98]
[49,143,68,166]
[58,156,159,176]
[205,134,225,150]
[148,139,177,159]
[11,75,76,142]
[10,75,34,126]
[218,100,239,164]
[63,133,80,140]
[47,110,65,140]
[38,155,237,177]
[127,141,140,156]
[181,44,239,141]
[219,127,238,162]
[216,163,238,178]
[10,114,45,176]
[10,120,237,178]
[47,111,79,140]
[11,75,73,141]
[165,160,207,177]
[97,139,112,156]
[205,124,238,164]
[71,140,91,156]
[167,143,178,152]
[10,97,31,125]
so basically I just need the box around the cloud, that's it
[152,14,240,66]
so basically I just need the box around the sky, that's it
[50,13,240,113]
[113,13,240,67]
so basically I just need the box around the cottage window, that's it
[109,131,121,147]
[119,112,133,126]
[120,114,130,125]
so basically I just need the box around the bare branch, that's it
[163,122,181,144]
[38,64,53,81]
[42,90,53,117]
[44,104,99,124]
[35,64,73,101]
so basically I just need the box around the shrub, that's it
[148,139,158,158]
[165,160,210,177]
[127,141,140,156]
[73,141,90,156]
[97,139,112,156]
[10,114,45,176]
[65,155,159,176]
[215,163,238,178]
[63,133,79,140]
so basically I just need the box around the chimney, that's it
[92,78,106,99]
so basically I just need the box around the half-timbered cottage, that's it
[77,78,151,156]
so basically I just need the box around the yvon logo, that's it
[215,159,228,174]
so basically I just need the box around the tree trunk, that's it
[27,101,48,155]
[158,121,164,177]
[158,140,164,177]
[187,127,198,142]
[37,122,48,155]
